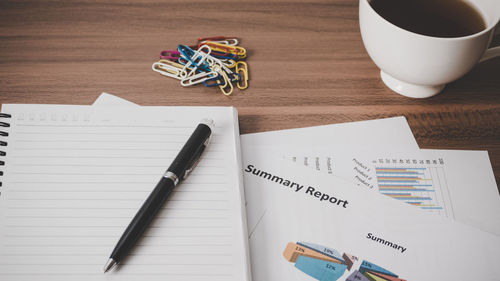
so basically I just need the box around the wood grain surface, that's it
[1,0,499,189]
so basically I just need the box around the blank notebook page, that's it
[0,104,250,281]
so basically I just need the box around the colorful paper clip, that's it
[235,61,249,90]
[178,45,211,73]
[160,50,181,61]
[201,42,246,59]
[203,76,225,87]
[218,70,234,96]
[152,36,249,96]
[152,59,185,80]
[179,45,212,78]
[198,36,239,46]
[180,70,217,87]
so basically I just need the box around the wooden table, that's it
[1,0,499,189]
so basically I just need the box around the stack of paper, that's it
[94,93,500,280]
[1,93,497,281]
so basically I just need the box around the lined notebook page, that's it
[0,104,250,281]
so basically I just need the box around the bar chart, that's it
[290,155,456,219]
[372,158,453,217]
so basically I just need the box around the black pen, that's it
[103,119,214,273]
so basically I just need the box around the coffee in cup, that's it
[359,0,500,98]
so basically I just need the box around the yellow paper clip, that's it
[204,42,246,59]
[233,46,246,59]
[235,61,248,90]
[198,37,239,46]
[218,70,234,96]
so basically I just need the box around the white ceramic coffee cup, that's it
[359,0,500,98]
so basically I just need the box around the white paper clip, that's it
[180,71,217,87]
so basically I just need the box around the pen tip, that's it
[103,258,117,273]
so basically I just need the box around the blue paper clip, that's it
[177,45,211,72]
[203,75,225,87]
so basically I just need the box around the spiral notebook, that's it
[0,104,251,281]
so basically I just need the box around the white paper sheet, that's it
[240,116,419,153]
[0,104,251,281]
[91,93,420,160]
[243,154,500,281]
[280,148,500,235]
[93,93,140,107]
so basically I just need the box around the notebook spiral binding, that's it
[0,113,11,191]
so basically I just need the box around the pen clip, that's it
[183,120,213,179]
[183,143,207,179]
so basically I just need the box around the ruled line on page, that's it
[7,181,228,184]
[16,124,198,128]
[1,253,232,256]
[11,156,225,160]
[6,207,230,210]
[8,190,228,193]
[4,234,232,238]
[13,148,228,153]
[11,164,226,168]
[9,172,226,176]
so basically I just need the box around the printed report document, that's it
[243,153,500,281]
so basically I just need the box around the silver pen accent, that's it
[163,171,179,186]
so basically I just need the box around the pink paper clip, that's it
[160,50,181,61]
